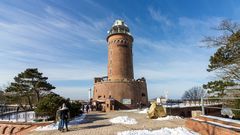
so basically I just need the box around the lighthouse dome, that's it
[107,19,132,40]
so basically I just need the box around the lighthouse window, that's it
[142,93,146,97]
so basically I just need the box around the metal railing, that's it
[201,97,240,116]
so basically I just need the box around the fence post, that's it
[201,97,205,115]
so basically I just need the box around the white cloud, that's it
[0,3,110,95]
[148,7,172,26]
[54,86,90,100]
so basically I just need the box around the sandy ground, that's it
[29,111,186,135]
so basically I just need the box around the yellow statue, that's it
[147,101,166,119]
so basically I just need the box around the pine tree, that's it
[5,68,55,110]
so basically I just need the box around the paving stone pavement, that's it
[28,111,186,135]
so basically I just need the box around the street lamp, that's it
[88,88,91,101]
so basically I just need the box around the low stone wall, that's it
[0,121,52,135]
[186,117,240,135]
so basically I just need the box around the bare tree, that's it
[182,86,207,101]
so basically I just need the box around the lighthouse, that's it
[93,20,148,110]
[107,20,134,81]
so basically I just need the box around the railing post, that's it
[201,97,205,115]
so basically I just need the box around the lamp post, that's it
[88,88,91,102]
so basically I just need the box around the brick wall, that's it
[186,117,240,135]
[93,79,148,109]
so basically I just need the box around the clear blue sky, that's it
[0,0,240,100]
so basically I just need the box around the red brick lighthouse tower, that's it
[107,20,134,81]
[93,20,148,111]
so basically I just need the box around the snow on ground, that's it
[117,127,199,135]
[34,122,59,131]
[155,116,182,121]
[138,108,148,114]
[120,108,148,114]
[119,109,138,112]
[35,114,86,131]
[110,116,137,124]
[202,115,240,124]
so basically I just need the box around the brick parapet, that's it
[186,117,240,135]
[93,79,148,109]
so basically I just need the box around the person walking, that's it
[86,104,89,113]
[56,106,62,131]
[60,103,70,132]
[82,104,85,113]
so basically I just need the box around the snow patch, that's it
[138,108,148,114]
[119,109,138,112]
[110,116,137,124]
[155,116,182,121]
[117,127,199,135]
[35,114,86,131]
[221,107,234,118]
[34,122,59,131]
[202,115,240,124]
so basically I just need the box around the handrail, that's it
[201,97,240,115]
[203,97,240,100]
[204,106,240,111]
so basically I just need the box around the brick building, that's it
[93,20,148,111]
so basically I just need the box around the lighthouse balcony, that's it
[94,76,146,84]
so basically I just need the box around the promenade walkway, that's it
[29,111,186,135]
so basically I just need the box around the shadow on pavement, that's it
[68,124,111,132]
[80,113,107,124]
[82,124,112,129]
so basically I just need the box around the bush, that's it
[233,99,240,119]
[35,93,83,120]
[67,101,82,118]
[35,92,65,119]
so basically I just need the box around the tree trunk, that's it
[36,91,40,103]
[27,96,33,110]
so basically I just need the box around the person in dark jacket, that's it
[86,104,89,113]
[60,103,70,132]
